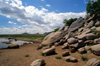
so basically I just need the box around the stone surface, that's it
[86,20,94,28]
[65,56,77,62]
[94,38,100,44]
[68,18,86,32]
[91,44,100,55]
[42,30,66,45]
[64,26,69,32]
[37,45,42,49]
[85,46,91,51]
[62,51,69,56]
[95,21,100,27]
[42,47,55,55]
[7,44,19,49]
[86,33,97,40]
[31,59,45,66]
[67,38,78,44]
[78,47,86,54]
[62,43,68,49]
[86,58,100,66]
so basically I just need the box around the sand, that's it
[0,43,100,66]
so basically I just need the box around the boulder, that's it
[86,33,97,40]
[42,47,55,55]
[31,59,45,66]
[54,42,60,46]
[76,34,86,40]
[70,48,76,53]
[78,47,86,54]
[86,20,95,28]
[86,58,100,66]
[7,44,19,49]
[58,26,65,31]
[94,38,100,44]
[42,30,66,45]
[84,40,94,44]
[62,43,68,49]
[84,15,90,20]
[96,27,100,33]
[64,26,69,32]
[85,46,91,51]
[62,51,69,56]
[91,44,100,55]
[65,56,77,62]
[95,21,100,27]
[67,38,78,44]
[68,18,86,32]
[42,47,49,51]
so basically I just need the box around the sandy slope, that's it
[0,43,99,66]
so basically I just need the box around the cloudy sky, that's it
[0,0,91,34]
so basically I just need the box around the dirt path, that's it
[0,44,99,66]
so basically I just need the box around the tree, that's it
[86,0,100,16]
[63,18,77,26]
[52,28,59,32]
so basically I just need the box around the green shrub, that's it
[66,60,70,62]
[55,56,62,59]
[81,56,88,61]
[25,54,29,57]
[90,49,94,53]
[87,43,94,46]
[91,28,98,35]
[52,28,59,32]
[41,53,46,57]
[42,45,47,47]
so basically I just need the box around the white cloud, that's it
[46,4,50,7]
[8,21,16,24]
[41,0,44,1]
[0,0,86,34]
[8,21,13,23]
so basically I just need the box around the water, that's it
[0,38,33,49]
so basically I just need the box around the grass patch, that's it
[66,60,70,62]
[87,43,94,46]
[81,56,88,61]
[42,45,47,47]
[55,56,62,59]
[41,53,46,57]
[90,49,94,53]
[25,54,29,57]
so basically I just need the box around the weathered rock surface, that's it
[42,47,55,55]
[86,58,100,66]
[95,21,100,27]
[67,38,78,44]
[94,38,100,44]
[42,30,66,45]
[68,18,86,32]
[62,51,69,56]
[85,46,91,51]
[78,47,86,54]
[7,44,19,49]
[37,45,42,49]
[31,59,45,66]
[86,20,94,28]
[86,33,97,40]
[62,43,68,49]
[91,44,100,55]
[65,56,77,62]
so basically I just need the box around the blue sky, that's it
[0,0,91,34]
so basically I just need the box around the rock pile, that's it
[36,14,100,66]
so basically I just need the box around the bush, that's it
[87,43,94,46]
[25,54,29,57]
[81,56,88,61]
[41,53,46,57]
[55,56,62,59]
[52,28,59,32]
[90,49,94,53]
[42,45,47,47]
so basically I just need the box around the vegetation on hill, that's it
[86,0,100,16]
[52,28,60,32]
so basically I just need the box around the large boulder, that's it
[62,50,69,56]
[86,58,100,66]
[64,26,69,32]
[7,44,19,49]
[67,38,78,44]
[42,30,66,45]
[94,38,100,44]
[42,47,55,55]
[86,33,97,40]
[68,18,86,32]
[31,59,45,66]
[85,46,91,51]
[91,44,100,55]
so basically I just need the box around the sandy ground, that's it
[0,43,100,66]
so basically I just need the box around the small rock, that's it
[7,44,19,49]
[62,51,69,56]
[31,59,45,66]
[70,48,76,53]
[95,21,100,27]
[65,56,77,62]
[62,43,68,49]
[37,45,42,49]
[85,46,91,51]
[78,47,86,54]
[94,38,100,44]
